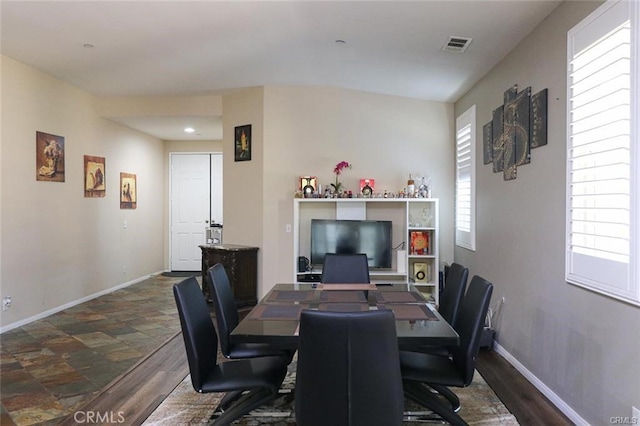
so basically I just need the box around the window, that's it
[566,0,639,305]
[456,105,476,251]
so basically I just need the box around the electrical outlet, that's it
[2,296,13,311]
[122,265,127,275]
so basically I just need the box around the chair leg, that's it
[217,390,244,412]
[210,387,278,425]
[404,381,468,426]
[429,384,461,412]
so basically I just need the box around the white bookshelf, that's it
[293,198,439,303]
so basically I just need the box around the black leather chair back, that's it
[450,275,493,385]
[320,253,370,283]
[438,262,469,326]
[173,277,218,392]
[295,310,404,426]
[208,263,239,357]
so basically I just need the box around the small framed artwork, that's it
[409,231,430,255]
[84,155,106,197]
[359,179,375,196]
[299,176,317,197]
[36,131,65,182]
[234,124,252,161]
[120,172,137,209]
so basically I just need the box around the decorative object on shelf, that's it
[234,124,251,162]
[299,176,317,198]
[36,131,65,182]
[413,262,429,283]
[360,179,374,197]
[120,172,137,209]
[416,175,432,198]
[84,155,105,197]
[410,231,430,255]
[331,160,351,193]
[407,174,415,195]
[483,84,548,181]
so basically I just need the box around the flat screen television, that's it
[310,219,392,269]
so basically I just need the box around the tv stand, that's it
[297,273,322,283]
[293,198,440,304]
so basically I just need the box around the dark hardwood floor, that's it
[65,334,571,425]
[57,332,188,426]
[476,349,573,425]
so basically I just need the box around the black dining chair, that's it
[295,310,404,426]
[439,262,469,326]
[173,277,288,424]
[400,275,493,426]
[208,263,293,360]
[410,262,469,357]
[320,253,370,283]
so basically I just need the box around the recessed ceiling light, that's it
[184,127,195,133]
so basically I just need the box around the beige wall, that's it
[218,86,454,298]
[222,88,266,291]
[0,55,166,329]
[455,1,639,424]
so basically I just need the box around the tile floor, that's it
[0,274,190,426]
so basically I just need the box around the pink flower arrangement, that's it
[331,161,352,193]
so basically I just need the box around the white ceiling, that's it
[1,0,562,140]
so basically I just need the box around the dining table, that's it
[230,282,459,351]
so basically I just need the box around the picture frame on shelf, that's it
[299,176,317,197]
[409,230,430,255]
[359,179,374,197]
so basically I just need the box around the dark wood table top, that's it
[231,283,459,350]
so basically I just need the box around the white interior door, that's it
[170,154,219,271]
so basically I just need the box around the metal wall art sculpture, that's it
[483,85,548,180]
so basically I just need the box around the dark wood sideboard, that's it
[200,244,258,307]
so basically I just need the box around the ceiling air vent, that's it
[442,36,472,53]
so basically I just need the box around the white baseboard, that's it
[492,341,589,426]
[0,271,165,334]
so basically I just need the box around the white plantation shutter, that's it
[566,0,639,305]
[456,105,476,250]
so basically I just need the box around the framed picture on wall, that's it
[36,131,65,182]
[234,124,251,161]
[84,155,106,197]
[120,172,137,209]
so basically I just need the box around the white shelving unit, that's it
[293,198,439,303]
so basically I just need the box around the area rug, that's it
[143,360,519,425]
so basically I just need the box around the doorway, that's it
[170,153,223,271]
